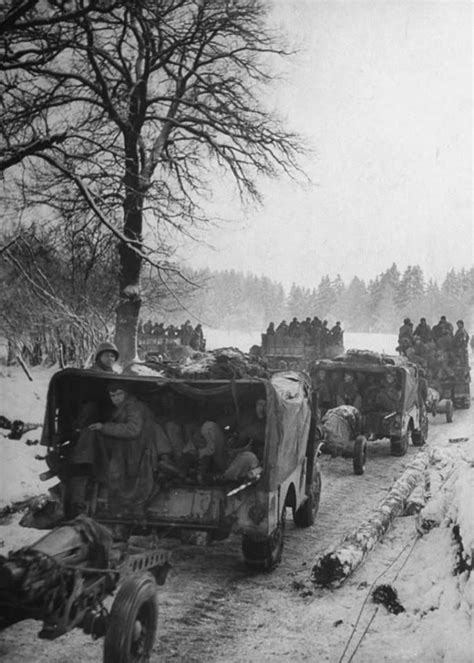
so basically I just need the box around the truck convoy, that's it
[0,314,469,661]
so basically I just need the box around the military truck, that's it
[311,350,428,457]
[36,367,322,572]
[261,331,343,370]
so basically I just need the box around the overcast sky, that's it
[180,0,473,290]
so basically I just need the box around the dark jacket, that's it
[101,395,155,507]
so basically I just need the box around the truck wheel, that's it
[446,400,454,423]
[352,436,368,475]
[390,431,409,456]
[242,508,286,572]
[103,574,158,663]
[293,469,322,527]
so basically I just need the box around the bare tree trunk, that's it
[115,135,145,365]
[115,296,140,365]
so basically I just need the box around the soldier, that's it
[330,321,344,345]
[288,317,300,337]
[190,323,204,351]
[68,382,155,516]
[398,318,414,348]
[336,371,362,410]
[180,320,193,345]
[413,318,433,344]
[90,341,119,373]
[453,320,469,364]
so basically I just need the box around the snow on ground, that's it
[344,443,474,662]
[0,334,472,662]
[0,366,58,508]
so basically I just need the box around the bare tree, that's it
[0,225,118,364]
[1,0,304,363]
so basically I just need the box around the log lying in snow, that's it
[404,484,426,516]
[311,452,429,588]
[406,447,459,518]
[416,448,459,533]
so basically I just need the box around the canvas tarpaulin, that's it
[263,372,312,492]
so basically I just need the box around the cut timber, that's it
[311,452,429,588]
[416,449,462,534]
[404,484,427,516]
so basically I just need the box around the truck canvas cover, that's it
[41,368,313,492]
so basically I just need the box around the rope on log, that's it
[311,452,430,588]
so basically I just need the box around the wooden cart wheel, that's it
[242,508,286,572]
[103,574,158,663]
[352,435,367,475]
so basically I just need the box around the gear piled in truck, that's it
[130,347,270,380]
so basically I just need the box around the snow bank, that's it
[0,432,56,509]
[0,366,57,509]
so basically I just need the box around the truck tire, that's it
[103,574,158,663]
[390,431,409,456]
[242,508,286,572]
[412,414,428,446]
[293,469,322,527]
[352,435,368,475]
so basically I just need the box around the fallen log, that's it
[416,448,459,533]
[404,484,426,516]
[311,452,429,588]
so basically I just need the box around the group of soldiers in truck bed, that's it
[265,316,344,349]
[312,367,401,418]
[138,319,205,351]
[397,315,470,384]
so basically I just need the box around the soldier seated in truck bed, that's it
[67,381,155,517]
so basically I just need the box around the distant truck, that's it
[429,364,471,410]
[311,350,428,457]
[137,332,205,361]
[261,333,343,370]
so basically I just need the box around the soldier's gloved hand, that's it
[88,422,103,431]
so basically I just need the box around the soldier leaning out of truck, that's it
[68,382,155,516]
